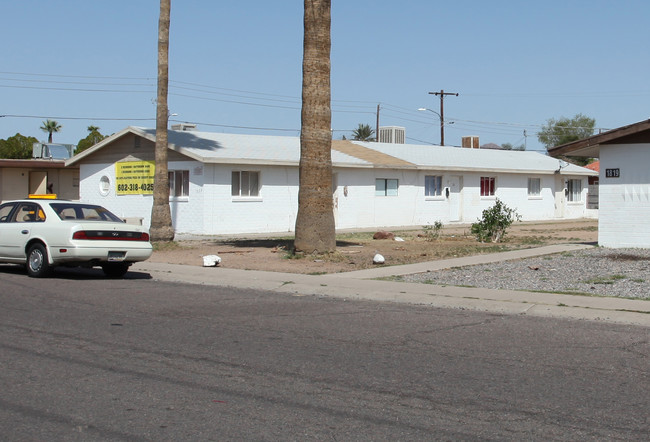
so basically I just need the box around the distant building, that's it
[0,159,79,202]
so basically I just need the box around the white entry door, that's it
[448,175,462,222]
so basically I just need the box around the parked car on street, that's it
[0,197,152,277]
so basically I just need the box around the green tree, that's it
[76,126,107,153]
[149,0,175,242]
[352,123,375,141]
[538,114,595,147]
[0,133,38,159]
[40,119,62,143]
[538,114,596,166]
[294,0,336,254]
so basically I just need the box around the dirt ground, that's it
[148,219,598,275]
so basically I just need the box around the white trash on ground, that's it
[202,255,222,267]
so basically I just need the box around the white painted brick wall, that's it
[599,144,650,248]
[203,165,300,234]
[80,163,154,226]
[80,161,591,235]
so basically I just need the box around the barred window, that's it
[480,176,496,197]
[567,179,582,202]
[168,170,189,197]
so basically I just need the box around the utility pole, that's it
[376,104,380,142]
[523,129,528,150]
[428,90,458,146]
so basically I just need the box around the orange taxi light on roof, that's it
[29,194,57,199]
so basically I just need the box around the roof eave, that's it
[66,126,143,166]
[548,118,650,158]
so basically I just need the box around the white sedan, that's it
[0,198,153,278]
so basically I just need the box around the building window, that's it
[480,176,496,197]
[168,170,189,197]
[232,171,260,197]
[528,177,541,197]
[567,179,582,202]
[425,175,443,197]
[375,178,398,196]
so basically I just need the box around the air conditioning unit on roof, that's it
[462,136,480,148]
[379,126,405,144]
[171,123,197,131]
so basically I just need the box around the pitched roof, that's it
[68,127,373,168]
[548,119,650,158]
[355,141,594,175]
[331,140,415,168]
[67,126,595,176]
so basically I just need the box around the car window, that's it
[13,203,45,223]
[50,203,124,222]
[0,203,17,222]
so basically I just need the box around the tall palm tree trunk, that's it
[150,0,174,242]
[294,0,335,254]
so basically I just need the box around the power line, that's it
[2,114,153,121]
[0,84,154,94]
[0,70,609,141]
[0,70,154,81]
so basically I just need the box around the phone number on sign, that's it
[117,183,154,192]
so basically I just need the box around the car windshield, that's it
[49,203,124,222]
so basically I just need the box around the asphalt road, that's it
[0,265,648,440]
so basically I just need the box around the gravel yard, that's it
[399,247,650,300]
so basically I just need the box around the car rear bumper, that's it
[49,243,153,265]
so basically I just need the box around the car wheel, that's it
[27,243,52,278]
[101,263,130,278]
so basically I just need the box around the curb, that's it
[133,243,650,327]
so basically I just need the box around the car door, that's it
[0,202,19,258]
[0,202,43,259]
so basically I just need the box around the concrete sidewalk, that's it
[132,243,650,327]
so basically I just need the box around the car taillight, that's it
[72,231,150,241]
[72,231,88,240]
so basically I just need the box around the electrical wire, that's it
[0,70,609,138]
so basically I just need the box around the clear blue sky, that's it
[2,0,649,153]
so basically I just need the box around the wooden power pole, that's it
[428,90,458,146]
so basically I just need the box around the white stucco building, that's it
[549,119,650,248]
[66,126,595,235]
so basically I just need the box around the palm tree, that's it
[352,123,375,141]
[294,0,336,254]
[86,126,104,144]
[149,0,174,242]
[40,119,62,143]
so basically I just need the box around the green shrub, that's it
[423,220,443,241]
[471,198,521,243]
